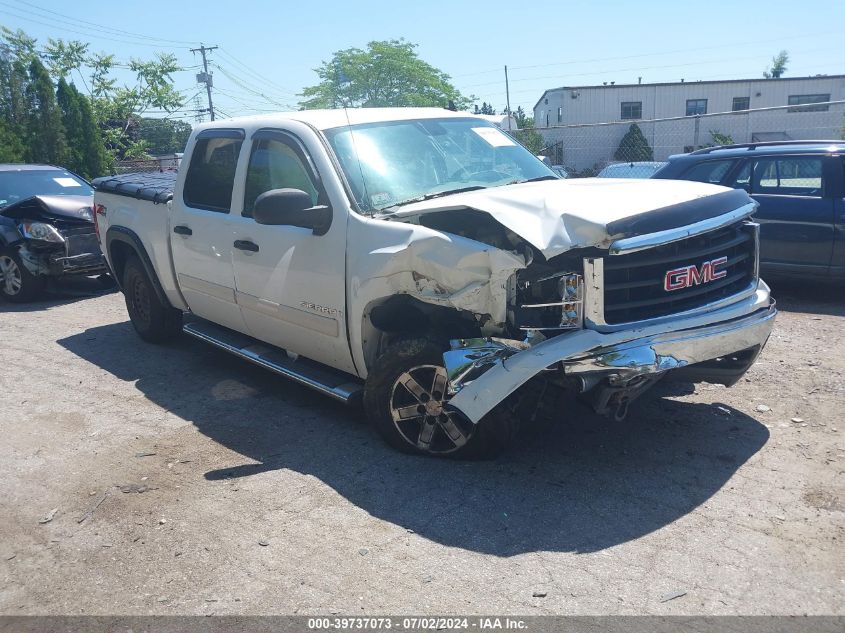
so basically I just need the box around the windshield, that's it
[324,117,555,212]
[0,169,93,207]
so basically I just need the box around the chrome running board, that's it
[182,318,363,404]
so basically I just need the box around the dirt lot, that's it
[0,279,842,616]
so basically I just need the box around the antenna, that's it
[343,107,372,215]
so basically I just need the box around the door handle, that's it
[233,239,259,252]
[173,225,192,236]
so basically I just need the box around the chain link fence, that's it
[114,154,183,174]
[533,100,845,176]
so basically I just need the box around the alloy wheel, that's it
[0,255,22,296]
[389,364,474,455]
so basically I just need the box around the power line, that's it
[4,0,201,46]
[212,62,293,109]
[451,30,842,79]
[0,7,191,49]
[460,46,842,90]
[216,48,298,98]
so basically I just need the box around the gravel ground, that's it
[0,279,842,616]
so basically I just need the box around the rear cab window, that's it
[183,129,245,212]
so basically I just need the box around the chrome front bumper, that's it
[445,281,776,423]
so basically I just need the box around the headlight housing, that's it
[18,221,65,243]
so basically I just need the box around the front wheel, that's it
[363,338,519,459]
[0,247,46,302]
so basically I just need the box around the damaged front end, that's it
[0,194,106,301]
[444,283,775,424]
[1,195,106,279]
[436,208,776,425]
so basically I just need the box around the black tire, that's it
[122,255,182,343]
[0,246,46,303]
[363,337,520,459]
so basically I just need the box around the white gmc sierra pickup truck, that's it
[93,107,776,458]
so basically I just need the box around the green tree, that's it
[57,78,106,177]
[300,39,471,110]
[77,87,108,177]
[709,130,734,146]
[57,77,83,171]
[25,58,66,165]
[500,106,546,154]
[1,27,185,168]
[474,101,495,115]
[89,52,183,161]
[764,50,789,79]
[0,117,24,162]
[614,123,653,162]
[137,117,192,155]
[0,51,28,155]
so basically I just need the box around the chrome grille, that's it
[601,221,757,325]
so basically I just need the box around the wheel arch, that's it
[360,294,483,374]
[105,227,173,309]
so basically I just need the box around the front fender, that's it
[346,213,526,378]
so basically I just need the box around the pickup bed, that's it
[93,107,776,458]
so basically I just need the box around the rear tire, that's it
[123,255,182,343]
[0,246,46,303]
[363,337,520,459]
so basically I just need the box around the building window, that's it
[686,99,707,116]
[732,97,750,111]
[620,101,642,120]
[557,106,562,123]
[788,94,830,112]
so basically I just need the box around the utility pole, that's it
[191,44,218,121]
[504,65,512,131]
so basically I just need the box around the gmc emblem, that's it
[664,256,728,291]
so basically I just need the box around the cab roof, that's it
[193,107,480,134]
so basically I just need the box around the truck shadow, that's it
[58,322,768,556]
[0,275,117,312]
[768,279,845,317]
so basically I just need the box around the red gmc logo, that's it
[664,256,728,291]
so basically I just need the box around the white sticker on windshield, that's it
[371,192,392,206]
[53,177,82,187]
[471,127,516,147]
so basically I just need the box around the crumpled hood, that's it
[384,178,753,259]
[1,194,94,223]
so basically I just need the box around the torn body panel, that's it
[383,179,751,259]
[346,212,527,377]
[445,283,775,423]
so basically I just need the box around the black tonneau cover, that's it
[92,172,177,204]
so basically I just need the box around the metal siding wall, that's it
[536,77,845,171]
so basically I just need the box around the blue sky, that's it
[1,0,842,121]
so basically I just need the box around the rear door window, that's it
[183,132,244,212]
[682,159,736,184]
[752,157,823,196]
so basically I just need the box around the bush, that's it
[614,123,653,162]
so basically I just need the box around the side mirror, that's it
[253,188,332,235]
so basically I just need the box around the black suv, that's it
[653,141,845,281]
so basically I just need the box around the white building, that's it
[533,75,845,171]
